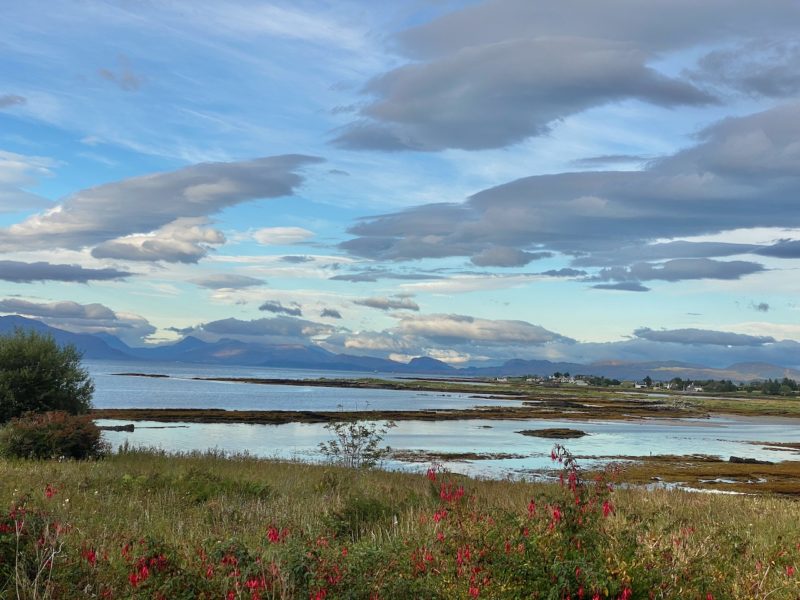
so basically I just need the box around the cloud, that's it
[281,255,314,263]
[330,268,443,282]
[342,103,800,269]
[0,150,57,213]
[592,259,765,283]
[592,282,651,292]
[92,217,225,263]
[755,240,800,259]
[634,327,776,347]
[0,298,155,344]
[190,316,335,344]
[335,37,713,151]
[189,273,265,289]
[354,296,420,311]
[689,40,800,98]
[320,308,342,319]
[573,241,761,267]
[253,226,315,245]
[259,300,302,316]
[98,56,143,91]
[332,0,800,152]
[0,260,131,283]
[470,247,552,267]
[0,298,116,320]
[0,154,321,252]
[751,302,770,313]
[571,154,651,168]
[0,94,26,108]
[396,313,572,345]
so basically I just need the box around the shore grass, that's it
[3,450,800,598]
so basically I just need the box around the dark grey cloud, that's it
[335,0,800,152]
[755,240,800,259]
[0,155,322,253]
[330,267,443,282]
[751,302,770,313]
[539,268,586,278]
[281,255,314,263]
[470,247,552,267]
[592,282,651,292]
[690,41,800,98]
[0,260,131,283]
[573,241,761,267]
[342,103,800,271]
[0,298,116,320]
[0,94,26,108]
[634,327,776,347]
[259,300,302,317]
[592,259,765,284]
[189,273,265,289]
[320,308,342,319]
[354,296,420,311]
[335,37,714,151]
[0,298,155,344]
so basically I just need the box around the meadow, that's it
[3,446,800,599]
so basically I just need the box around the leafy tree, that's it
[318,419,396,469]
[0,329,94,423]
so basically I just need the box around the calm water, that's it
[86,360,517,412]
[89,360,800,478]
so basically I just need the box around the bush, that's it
[318,419,396,469]
[0,411,108,459]
[0,329,94,423]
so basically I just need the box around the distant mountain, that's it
[0,316,131,360]
[1,315,798,381]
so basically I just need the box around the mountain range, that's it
[2,315,798,382]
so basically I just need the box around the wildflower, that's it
[267,525,281,543]
[469,586,480,597]
[787,565,796,577]
[552,506,562,523]
[527,499,536,516]
[620,587,632,600]
[44,484,57,498]
[426,467,437,481]
[602,500,613,518]
[82,548,97,566]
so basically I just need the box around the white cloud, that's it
[253,226,315,245]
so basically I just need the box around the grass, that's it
[3,449,800,598]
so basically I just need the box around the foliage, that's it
[0,411,108,460]
[2,448,800,598]
[0,329,94,423]
[318,419,396,469]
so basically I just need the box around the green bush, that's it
[0,411,108,459]
[0,329,94,423]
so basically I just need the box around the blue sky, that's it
[2,0,800,368]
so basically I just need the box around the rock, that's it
[516,428,588,439]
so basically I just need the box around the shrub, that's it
[318,419,396,469]
[0,411,108,459]
[0,329,94,423]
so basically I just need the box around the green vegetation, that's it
[3,449,800,598]
[0,411,107,460]
[0,329,94,423]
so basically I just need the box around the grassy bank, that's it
[3,450,800,598]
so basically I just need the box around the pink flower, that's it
[787,565,796,577]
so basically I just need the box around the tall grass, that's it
[1,449,799,598]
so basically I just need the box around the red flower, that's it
[426,467,437,481]
[527,499,536,516]
[787,565,796,577]
[469,586,480,597]
[602,500,613,518]
[82,548,97,566]
[44,484,57,498]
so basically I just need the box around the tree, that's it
[318,419,396,469]
[0,329,94,423]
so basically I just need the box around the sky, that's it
[1,0,800,369]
